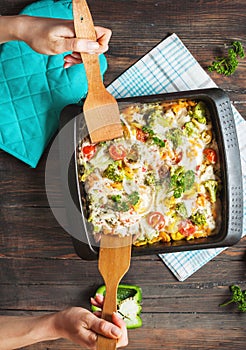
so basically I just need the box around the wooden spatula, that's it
[72,0,123,143]
[97,234,132,350]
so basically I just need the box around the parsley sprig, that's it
[110,191,140,212]
[220,285,246,312]
[208,41,245,76]
[142,126,165,147]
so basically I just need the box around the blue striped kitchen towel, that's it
[107,33,246,281]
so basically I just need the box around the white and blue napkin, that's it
[107,33,246,281]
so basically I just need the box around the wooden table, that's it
[0,1,245,349]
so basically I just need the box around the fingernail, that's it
[111,326,122,338]
[96,293,103,299]
[87,41,100,50]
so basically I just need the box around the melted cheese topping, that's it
[78,99,221,245]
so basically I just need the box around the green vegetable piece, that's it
[170,167,195,198]
[208,41,245,76]
[111,194,122,203]
[128,191,140,205]
[173,187,183,199]
[190,211,207,226]
[165,128,183,148]
[170,166,185,198]
[192,101,207,124]
[176,202,188,218]
[103,163,123,182]
[184,121,198,137]
[116,201,130,212]
[204,180,218,203]
[118,298,142,329]
[220,285,246,312]
[142,125,154,136]
[183,170,195,190]
[152,136,166,147]
[141,125,165,147]
[91,284,143,328]
[232,41,245,58]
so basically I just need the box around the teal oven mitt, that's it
[0,0,107,167]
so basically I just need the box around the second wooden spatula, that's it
[72,0,123,143]
[97,234,132,350]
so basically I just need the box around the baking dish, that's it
[59,88,243,260]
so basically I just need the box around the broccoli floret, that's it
[175,202,188,218]
[111,194,122,203]
[204,180,218,203]
[128,191,140,206]
[184,170,195,190]
[170,167,195,198]
[192,101,207,124]
[103,163,123,182]
[165,128,183,148]
[190,211,207,226]
[184,121,198,136]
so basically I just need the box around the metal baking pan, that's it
[59,88,243,260]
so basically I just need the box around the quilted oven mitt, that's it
[0,0,107,167]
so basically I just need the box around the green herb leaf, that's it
[142,126,154,136]
[220,285,246,312]
[208,41,245,76]
[152,136,166,147]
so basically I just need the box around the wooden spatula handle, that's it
[97,335,117,350]
[97,283,118,349]
[97,235,132,350]
[72,0,104,92]
[101,283,118,323]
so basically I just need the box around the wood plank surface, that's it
[0,0,245,349]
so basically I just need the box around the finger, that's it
[63,61,74,69]
[90,293,104,308]
[112,312,128,348]
[69,51,82,59]
[94,293,104,305]
[63,54,82,69]
[90,297,102,309]
[63,38,100,53]
[89,316,122,340]
[95,27,112,46]
[75,327,98,349]
[64,54,81,64]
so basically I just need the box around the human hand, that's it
[63,26,111,68]
[52,295,128,349]
[14,16,111,67]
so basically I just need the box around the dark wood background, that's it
[0,1,245,349]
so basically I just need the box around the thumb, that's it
[63,38,100,53]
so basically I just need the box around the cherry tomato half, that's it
[147,211,165,231]
[82,144,97,160]
[109,144,127,160]
[136,128,148,142]
[178,219,196,237]
[203,148,217,164]
[171,149,183,164]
